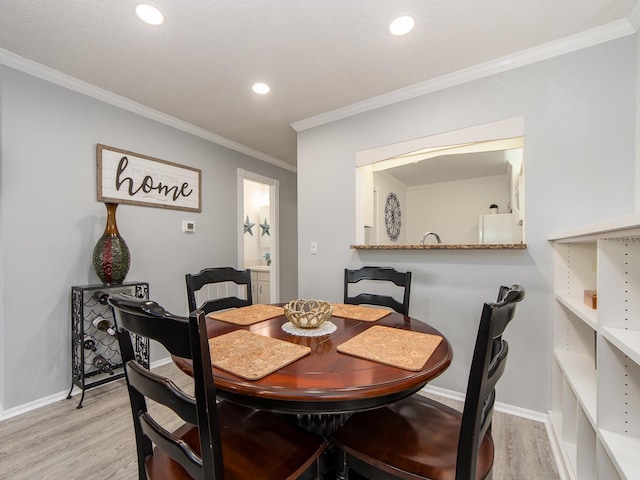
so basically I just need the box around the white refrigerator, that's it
[479,213,520,244]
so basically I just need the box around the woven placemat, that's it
[337,325,443,371]
[209,329,311,380]
[331,303,392,322]
[208,304,284,325]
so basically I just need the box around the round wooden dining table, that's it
[173,308,452,435]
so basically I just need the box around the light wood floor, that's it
[0,363,559,479]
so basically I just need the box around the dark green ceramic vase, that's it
[92,203,130,285]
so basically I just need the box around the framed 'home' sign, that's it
[97,144,201,212]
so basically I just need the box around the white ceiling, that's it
[384,150,512,187]
[0,1,637,170]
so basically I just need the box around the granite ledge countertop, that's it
[350,243,527,250]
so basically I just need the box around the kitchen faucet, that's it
[421,232,441,245]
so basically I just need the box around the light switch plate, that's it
[310,241,318,254]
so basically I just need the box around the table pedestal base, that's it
[296,412,352,437]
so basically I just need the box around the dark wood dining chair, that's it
[109,293,327,480]
[185,266,252,314]
[332,284,525,480]
[344,266,412,315]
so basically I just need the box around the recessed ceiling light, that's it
[136,4,164,25]
[389,15,415,36]
[252,83,270,95]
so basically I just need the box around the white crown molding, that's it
[0,49,296,173]
[291,18,636,132]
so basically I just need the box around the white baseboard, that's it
[149,357,173,369]
[422,385,548,423]
[0,360,554,443]
[0,357,173,421]
[0,390,71,421]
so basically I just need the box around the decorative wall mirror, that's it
[355,117,525,247]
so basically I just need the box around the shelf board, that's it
[601,327,640,367]
[556,293,598,330]
[549,213,640,241]
[599,429,640,480]
[554,351,597,428]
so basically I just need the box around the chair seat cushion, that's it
[145,400,327,480]
[332,395,494,480]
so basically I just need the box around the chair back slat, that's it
[139,412,203,479]
[126,360,198,425]
[344,266,412,315]
[345,293,405,314]
[109,293,223,480]
[199,296,251,314]
[456,284,524,480]
[478,390,496,441]
[186,267,253,314]
[478,340,508,440]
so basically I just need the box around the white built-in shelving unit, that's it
[549,213,640,480]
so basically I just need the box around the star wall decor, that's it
[243,215,255,236]
[260,218,271,237]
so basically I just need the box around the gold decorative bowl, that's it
[284,299,333,329]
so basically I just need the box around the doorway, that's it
[237,169,279,303]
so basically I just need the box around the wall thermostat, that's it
[182,220,195,233]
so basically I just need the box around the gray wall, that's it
[297,36,637,413]
[0,66,298,410]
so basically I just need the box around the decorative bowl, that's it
[284,299,333,329]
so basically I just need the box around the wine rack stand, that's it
[67,282,149,408]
